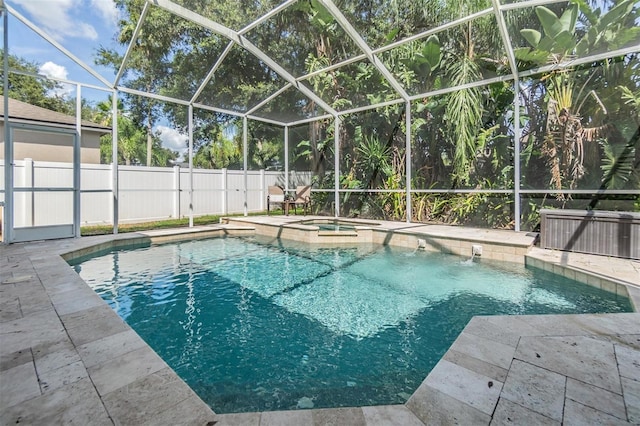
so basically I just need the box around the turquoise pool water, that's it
[70,236,632,413]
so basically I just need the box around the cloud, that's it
[12,0,117,41]
[155,125,188,153]
[39,61,73,97]
[39,61,68,80]
[91,0,120,26]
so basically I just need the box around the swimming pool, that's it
[70,236,632,413]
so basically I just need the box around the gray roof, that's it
[0,97,111,132]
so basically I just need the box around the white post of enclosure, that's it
[3,6,14,243]
[334,116,340,217]
[243,117,248,216]
[513,79,521,232]
[111,91,119,234]
[405,101,412,223]
[188,104,194,227]
[284,125,289,193]
[74,84,81,237]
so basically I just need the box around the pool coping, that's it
[1,218,638,425]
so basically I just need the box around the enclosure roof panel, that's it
[4,0,639,121]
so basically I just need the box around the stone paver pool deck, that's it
[1,217,639,425]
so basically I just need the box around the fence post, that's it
[24,158,34,226]
[173,165,180,218]
[222,168,227,215]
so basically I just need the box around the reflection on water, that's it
[70,236,632,413]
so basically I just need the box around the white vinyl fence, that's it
[1,159,312,227]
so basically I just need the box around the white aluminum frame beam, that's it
[114,2,150,86]
[150,0,339,117]
[239,0,298,35]
[318,0,409,102]
[491,0,521,231]
[190,41,235,104]
[3,4,13,243]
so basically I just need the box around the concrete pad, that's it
[622,376,640,424]
[501,359,565,421]
[213,412,261,426]
[615,344,640,381]
[0,362,40,410]
[563,399,630,426]
[406,384,491,425]
[88,345,167,396]
[77,329,147,368]
[0,378,111,426]
[361,405,424,426]
[423,359,502,415]
[102,368,211,425]
[490,398,559,425]
[565,378,627,420]
[514,336,621,394]
[260,409,313,426]
[311,407,366,426]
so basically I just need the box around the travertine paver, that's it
[562,399,631,426]
[260,409,314,426]
[424,359,503,415]
[214,412,261,425]
[0,362,40,410]
[406,384,492,425]
[88,345,168,396]
[76,329,148,368]
[0,378,113,426]
[515,336,621,394]
[448,331,515,370]
[622,376,640,424]
[361,405,424,426]
[565,378,627,420]
[311,407,367,425]
[1,220,639,425]
[491,398,560,426]
[101,367,205,425]
[500,359,566,421]
[616,343,640,381]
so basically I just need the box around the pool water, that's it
[70,236,632,413]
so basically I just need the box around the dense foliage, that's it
[94,0,638,229]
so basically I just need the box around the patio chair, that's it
[292,185,311,215]
[267,185,285,215]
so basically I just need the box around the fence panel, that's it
[2,160,311,226]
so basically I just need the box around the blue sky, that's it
[4,0,189,155]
